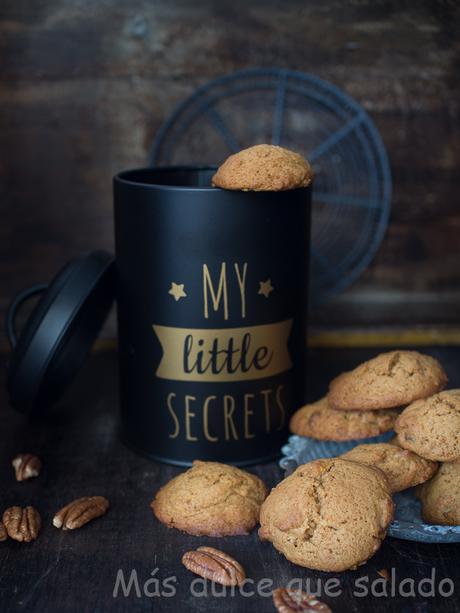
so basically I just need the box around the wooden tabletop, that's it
[0,347,459,613]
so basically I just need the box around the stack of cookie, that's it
[258,350,459,572]
[290,350,447,442]
[290,350,460,526]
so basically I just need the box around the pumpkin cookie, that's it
[341,443,438,493]
[151,460,268,537]
[212,144,312,191]
[259,458,393,572]
[328,351,447,411]
[289,397,398,441]
[395,392,460,461]
[418,460,460,525]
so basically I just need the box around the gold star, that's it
[168,282,187,301]
[258,279,274,298]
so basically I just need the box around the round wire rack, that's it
[150,68,392,304]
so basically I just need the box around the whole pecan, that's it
[0,522,7,542]
[12,453,42,481]
[2,506,41,542]
[273,588,331,613]
[182,546,246,586]
[53,496,109,530]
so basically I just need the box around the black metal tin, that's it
[113,167,311,466]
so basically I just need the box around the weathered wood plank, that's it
[0,0,459,331]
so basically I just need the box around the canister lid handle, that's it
[6,284,48,348]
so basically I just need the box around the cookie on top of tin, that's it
[212,144,313,191]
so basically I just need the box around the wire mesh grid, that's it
[150,68,392,304]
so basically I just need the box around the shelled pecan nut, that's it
[12,453,42,481]
[182,546,246,586]
[273,588,332,613]
[2,506,41,542]
[0,522,7,542]
[53,496,109,530]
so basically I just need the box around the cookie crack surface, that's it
[179,487,261,520]
[299,463,334,542]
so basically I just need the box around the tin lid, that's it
[6,251,115,416]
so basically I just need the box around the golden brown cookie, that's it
[395,391,460,461]
[418,460,460,525]
[289,397,399,441]
[328,351,447,411]
[212,144,312,191]
[259,458,393,572]
[341,443,438,493]
[151,460,268,537]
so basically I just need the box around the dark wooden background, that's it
[1,0,460,338]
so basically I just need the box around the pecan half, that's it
[273,588,331,613]
[53,496,109,530]
[2,506,41,542]
[377,568,390,581]
[0,522,7,542]
[12,453,42,481]
[182,546,246,586]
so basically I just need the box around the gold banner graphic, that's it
[153,319,293,382]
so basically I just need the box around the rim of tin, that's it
[114,165,219,192]
[114,165,311,194]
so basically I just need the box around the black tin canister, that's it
[113,167,311,466]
